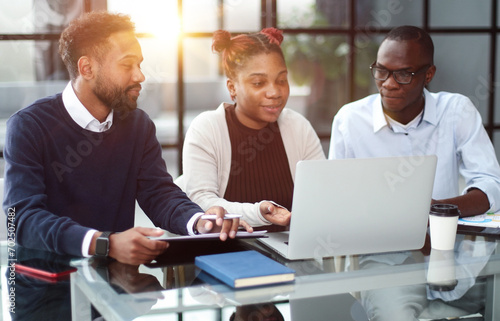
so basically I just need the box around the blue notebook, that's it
[195,250,295,288]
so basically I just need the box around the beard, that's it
[93,73,141,115]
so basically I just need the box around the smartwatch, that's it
[95,231,114,257]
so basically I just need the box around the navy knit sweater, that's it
[3,94,202,256]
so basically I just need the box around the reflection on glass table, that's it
[3,246,76,321]
[357,234,497,320]
[2,233,499,321]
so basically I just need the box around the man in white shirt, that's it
[329,25,500,217]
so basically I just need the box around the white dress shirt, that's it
[329,88,500,212]
[62,82,113,133]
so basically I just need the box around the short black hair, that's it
[384,25,434,64]
[59,11,135,80]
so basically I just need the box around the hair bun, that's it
[260,28,284,45]
[212,30,232,53]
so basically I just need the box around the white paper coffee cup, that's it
[429,204,460,251]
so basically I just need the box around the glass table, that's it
[2,233,500,321]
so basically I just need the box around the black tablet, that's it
[148,230,267,241]
[456,225,500,238]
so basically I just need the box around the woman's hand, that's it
[259,201,291,226]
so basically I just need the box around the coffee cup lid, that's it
[430,204,460,217]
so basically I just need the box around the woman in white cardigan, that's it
[177,28,325,229]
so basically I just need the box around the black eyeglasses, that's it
[370,63,431,84]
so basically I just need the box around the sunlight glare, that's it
[108,0,181,41]
[138,12,181,41]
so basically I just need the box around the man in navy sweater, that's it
[3,12,249,265]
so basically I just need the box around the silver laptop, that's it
[258,156,437,260]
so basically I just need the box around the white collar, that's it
[385,109,424,133]
[62,82,113,132]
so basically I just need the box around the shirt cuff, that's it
[187,212,205,235]
[82,229,98,257]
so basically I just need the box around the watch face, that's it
[95,237,109,256]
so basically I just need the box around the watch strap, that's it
[100,231,113,239]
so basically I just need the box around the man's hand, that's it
[91,227,169,265]
[260,201,291,226]
[431,188,490,217]
[196,206,253,241]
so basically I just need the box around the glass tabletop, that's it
[2,233,500,321]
